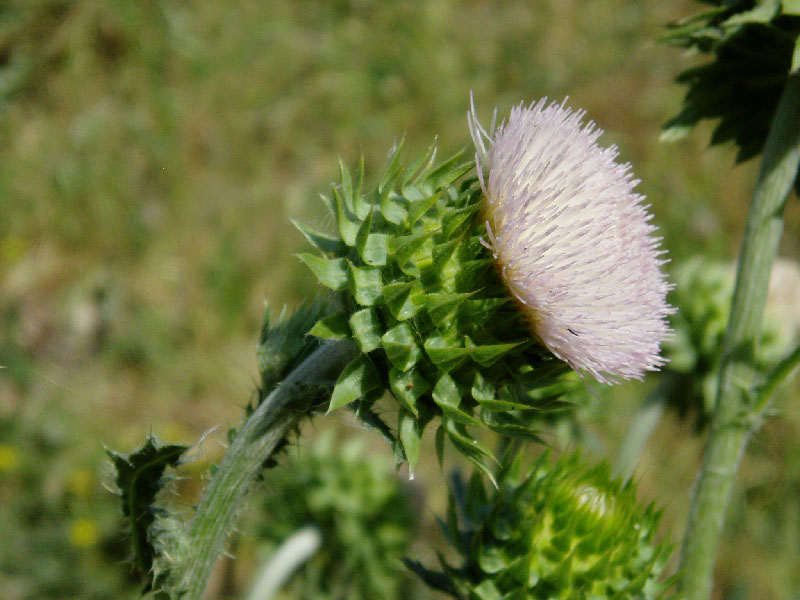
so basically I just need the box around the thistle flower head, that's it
[469,97,674,384]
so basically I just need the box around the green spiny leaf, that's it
[431,239,459,276]
[406,190,441,226]
[398,410,423,473]
[421,150,473,189]
[349,308,382,352]
[378,141,405,198]
[479,411,545,443]
[333,185,361,246]
[443,418,497,485]
[391,231,435,274]
[349,263,383,306]
[380,190,408,225]
[459,298,511,326]
[340,155,370,219]
[402,142,438,188]
[432,372,462,410]
[442,205,479,239]
[424,336,472,372]
[291,220,347,255]
[382,281,421,320]
[388,367,430,416]
[455,258,494,289]
[423,292,474,327]
[355,209,389,266]
[297,254,349,291]
[469,342,526,367]
[108,436,187,581]
[309,313,351,340]
[382,322,422,371]
[329,355,383,412]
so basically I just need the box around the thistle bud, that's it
[407,451,674,600]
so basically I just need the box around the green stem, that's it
[678,73,800,600]
[752,343,800,415]
[175,339,357,600]
[612,376,674,482]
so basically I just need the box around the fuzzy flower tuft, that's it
[469,97,673,384]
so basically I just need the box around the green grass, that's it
[1,1,798,598]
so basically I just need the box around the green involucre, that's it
[297,145,574,475]
[407,451,674,600]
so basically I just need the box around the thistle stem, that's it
[678,73,800,600]
[175,339,357,600]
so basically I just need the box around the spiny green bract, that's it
[297,144,574,477]
[661,0,800,191]
[407,451,674,600]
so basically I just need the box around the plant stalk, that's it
[176,339,357,600]
[678,73,800,600]
[612,376,674,482]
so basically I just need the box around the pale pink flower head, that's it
[468,96,674,384]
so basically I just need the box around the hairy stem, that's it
[175,339,357,600]
[679,73,800,600]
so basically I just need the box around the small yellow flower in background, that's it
[469,96,674,384]
[69,518,99,548]
[0,443,20,473]
[67,468,96,499]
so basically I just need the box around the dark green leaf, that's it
[108,436,187,579]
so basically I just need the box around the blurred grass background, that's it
[0,1,798,599]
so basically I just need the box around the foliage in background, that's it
[662,0,800,188]
[408,450,674,600]
[0,411,139,600]
[251,433,420,600]
[662,257,800,429]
